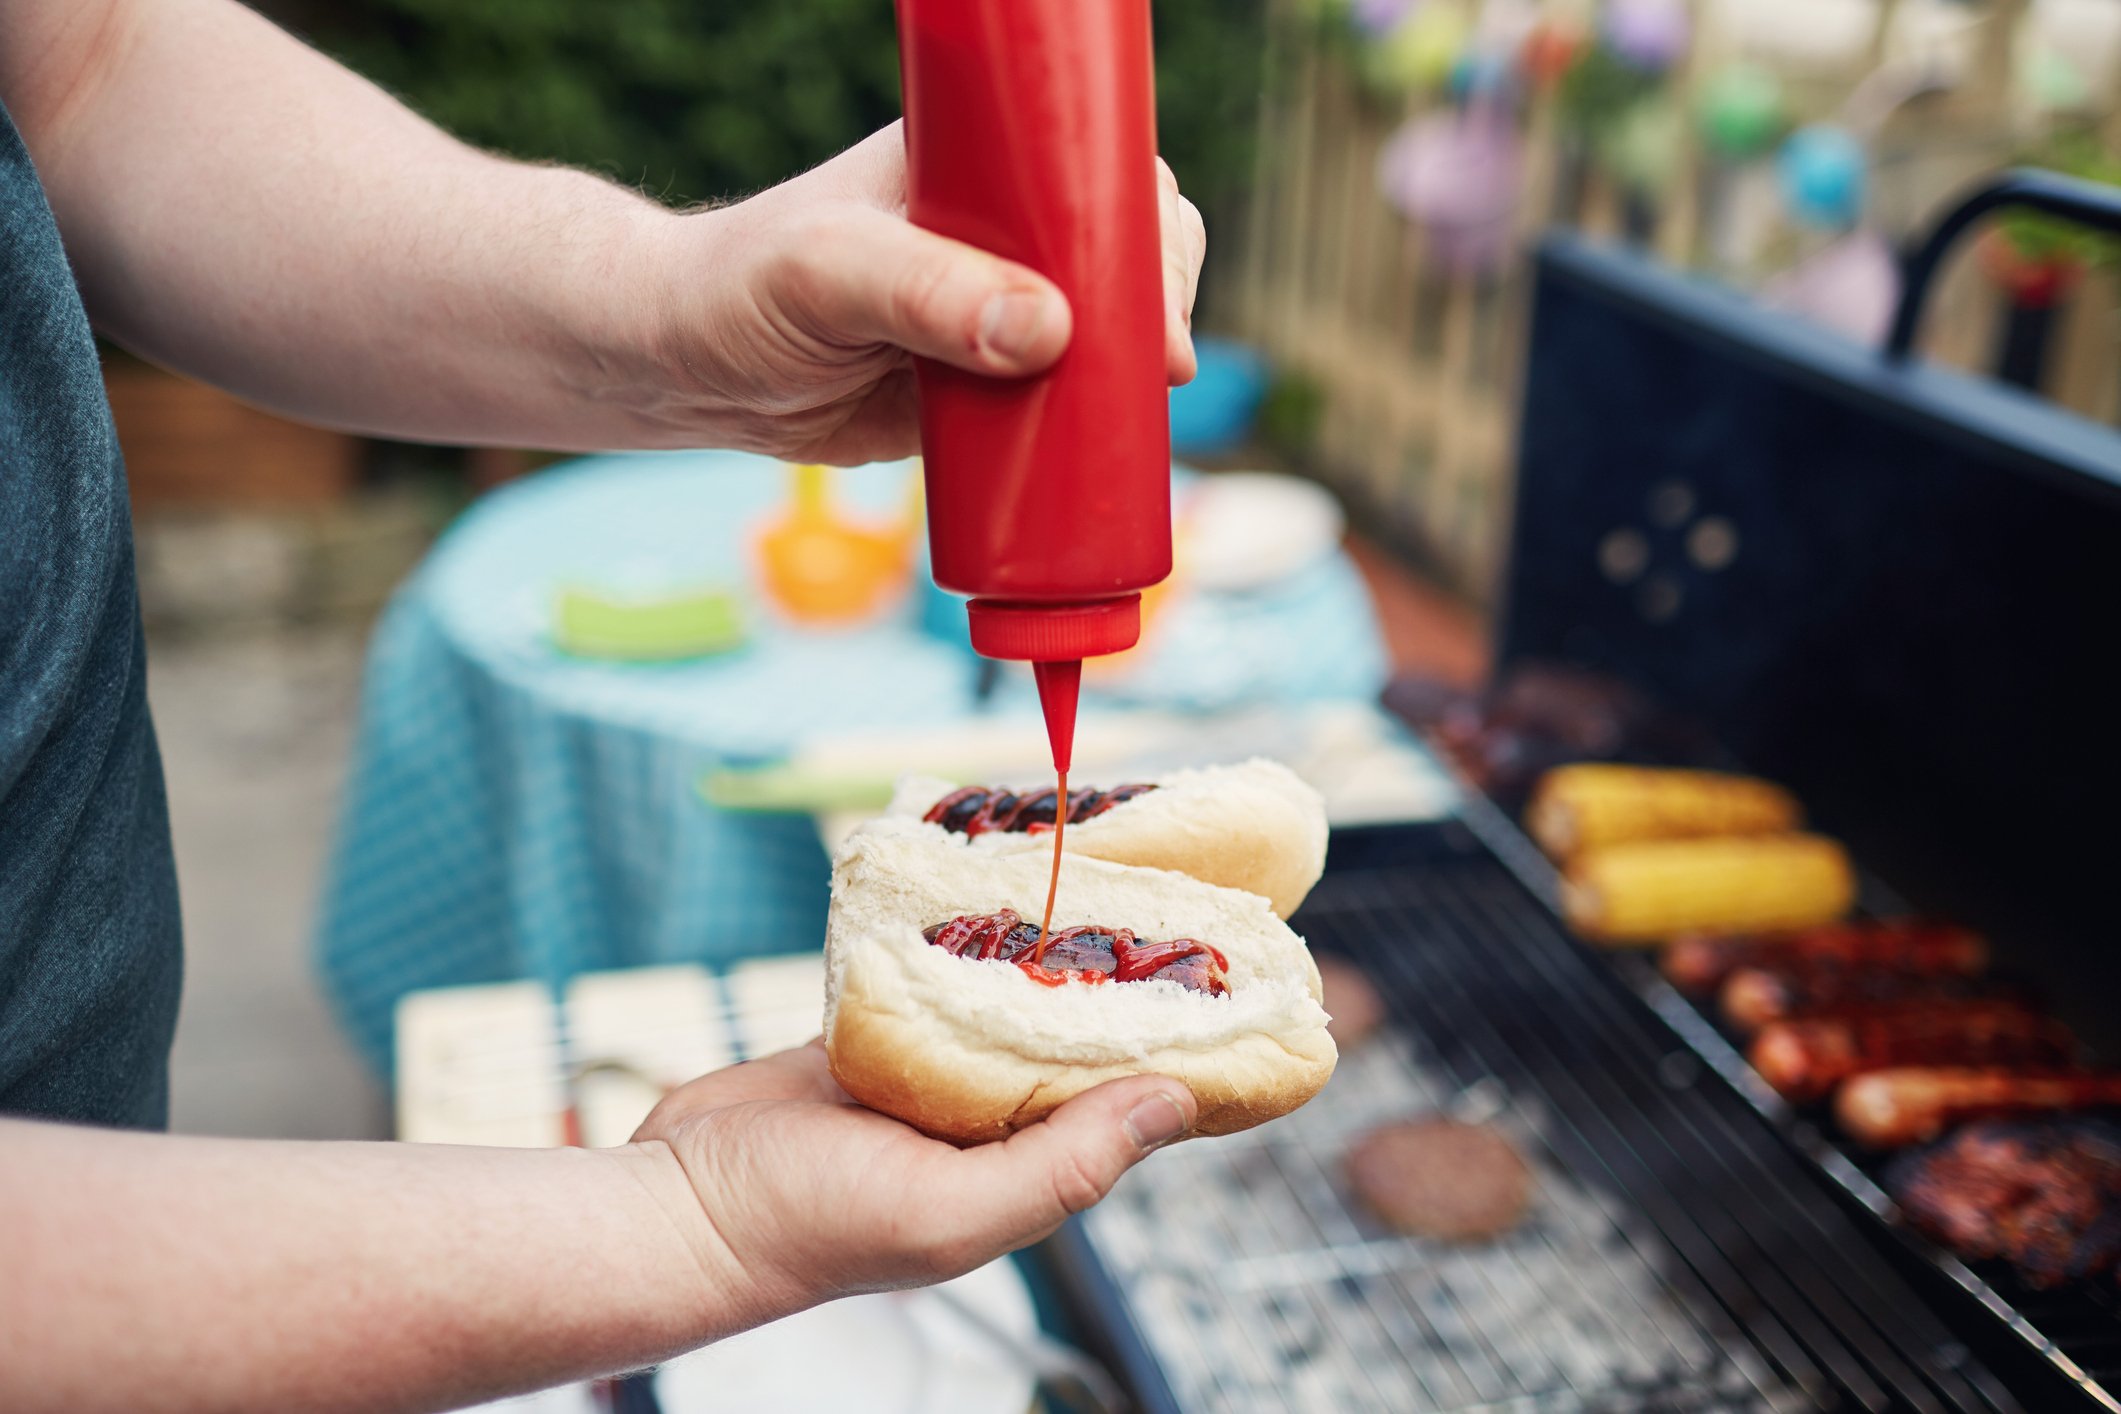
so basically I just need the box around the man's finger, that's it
[777,206,1072,378]
[1156,158,1203,384]
[916,1076,1197,1273]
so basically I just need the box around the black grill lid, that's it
[1502,225,2121,1062]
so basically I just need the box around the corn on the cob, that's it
[1528,764,1801,860]
[1562,834,1854,945]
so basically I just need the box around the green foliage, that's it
[1999,129,2121,270]
[1557,43,1660,141]
[1256,370,1326,456]
[315,0,1265,208]
[1154,0,1271,210]
[321,0,902,202]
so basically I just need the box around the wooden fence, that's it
[1214,0,2121,603]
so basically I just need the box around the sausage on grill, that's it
[1836,1068,2121,1148]
[1662,920,1986,997]
[1720,962,2015,1036]
[1749,1003,2074,1104]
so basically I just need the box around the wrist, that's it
[608,1138,800,1341]
[539,185,707,446]
[612,197,769,445]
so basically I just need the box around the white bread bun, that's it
[824,816,1337,1144]
[885,758,1328,918]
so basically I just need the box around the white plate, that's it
[455,1256,1037,1414]
[1181,471,1346,591]
[653,1260,1038,1414]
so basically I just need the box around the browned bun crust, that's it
[828,1000,1331,1144]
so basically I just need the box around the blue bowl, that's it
[1170,337,1269,456]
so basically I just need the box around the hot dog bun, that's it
[886,758,1328,918]
[824,816,1337,1145]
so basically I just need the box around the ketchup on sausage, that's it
[922,910,1229,996]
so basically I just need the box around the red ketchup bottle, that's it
[895,0,1172,777]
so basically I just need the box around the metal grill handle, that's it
[1885,167,2121,364]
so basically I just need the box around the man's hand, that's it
[633,124,1208,464]
[7,0,1208,458]
[631,1040,1196,1321]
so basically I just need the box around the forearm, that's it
[2,0,1205,462]
[6,0,677,448]
[0,1120,762,1414]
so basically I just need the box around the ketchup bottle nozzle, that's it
[1032,659,1081,774]
[968,596,1135,774]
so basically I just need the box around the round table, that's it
[317,451,1387,1074]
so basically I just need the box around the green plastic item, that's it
[553,584,746,661]
[703,752,1005,814]
[1699,64,1784,160]
[699,764,907,814]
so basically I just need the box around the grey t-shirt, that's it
[0,97,182,1127]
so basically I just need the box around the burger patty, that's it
[1345,1118,1533,1241]
[922,910,1228,995]
[924,783,1157,837]
[1317,955,1386,1049]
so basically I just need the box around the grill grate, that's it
[1612,952,2121,1410]
[1446,781,2121,1412]
[1060,822,2020,1413]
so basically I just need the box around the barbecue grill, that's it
[1044,173,2121,1411]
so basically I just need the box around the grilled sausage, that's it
[1720,963,2015,1036]
[1749,1004,2074,1104]
[1662,920,1985,997]
[1836,1068,2121,1148]
[921,911,1229,995]
[924,783,1155,837]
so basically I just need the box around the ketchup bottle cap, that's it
[966,595,1141,662]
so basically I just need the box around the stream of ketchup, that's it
[1034,767,1066,963]
[1030,659,1082,968]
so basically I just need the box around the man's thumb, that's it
[780,207,1072,376]
[948,1076,1195,1256]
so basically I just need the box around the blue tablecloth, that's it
[317,451,1387,1075]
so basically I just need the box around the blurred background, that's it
[134,0,2116,1165]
